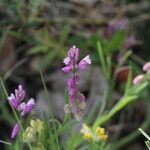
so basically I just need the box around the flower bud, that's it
[11,123,20,139]
[133,74,144,85]
[143,62,150,72]
[62,66,72,73]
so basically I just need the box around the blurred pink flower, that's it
[133,74,144,85]
[143,62,150,72]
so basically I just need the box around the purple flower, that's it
[63,57,71,65]
[62,45,91,121]
[8,85,35,116]
[104,19,127,38]
[23,98,35,114]
[19,98,35,116]
[67,74,81,103]
[8,94,19,109]
[8,85,25,109]
[78,55,91,70]
[67,79,75,90]
[8,85,36,141]
[108,19,127,32]
[15,85,25,102]
[69,89,76,103]
[62,66,72,73]
[11,123,20,139]
[67,45,79,61]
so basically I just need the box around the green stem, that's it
[40,71,60,150]
[93,95,137,129]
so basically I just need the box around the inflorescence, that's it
[8,85,35,139]
[62,45,91,121]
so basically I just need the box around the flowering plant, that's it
[0,45,149,150]
[62,45,91,120]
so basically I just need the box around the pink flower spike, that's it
[143,62,150,72]
[11,123,20,139]
[63,57,71,65]
[133,74,144,85]
[78,55,91,70]
[62,66,72,73]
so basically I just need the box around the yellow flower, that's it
[95,127,108,141]
[83,132,92,140]
[80,124,108,142]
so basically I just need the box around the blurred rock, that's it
[126,143,144,150]
[0,36,16,73]
[35,90,66,119]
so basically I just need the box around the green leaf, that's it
[124,69,132,94]
[105,30,125,54]
[60,24,70,44]
[27,45,48,54]
[145,141,150,150]
[126,81,148,96]
[57,120,77,136]
[93,95,137,129]
[39,49,58,70]
[97,41,107,79]
[138,128,150,141]
[68,35,87,49]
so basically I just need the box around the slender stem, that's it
[40,71,60,150]
[39,71,55,149]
